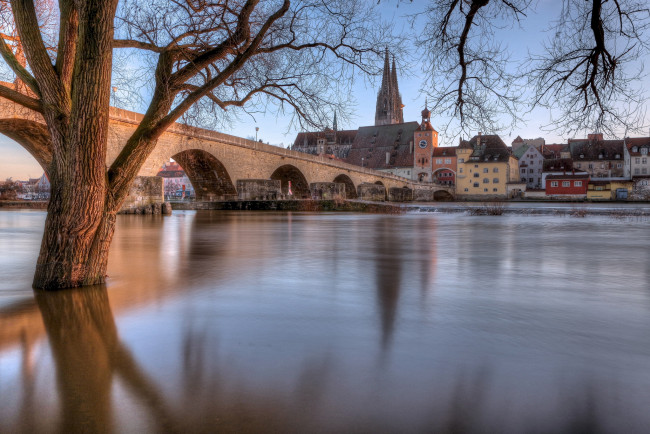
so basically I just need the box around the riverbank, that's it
[4,199,650,217]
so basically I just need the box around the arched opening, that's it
[0,119,52,200]
[432,167,456,186]
[0,119,52,174]
[171,149,236,201]
[434,190,454,201]
[270,164,310,198]
[333,174,357,199]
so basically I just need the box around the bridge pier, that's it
[388,187,413,202]
[119,176,169,214]
[357,183,386,201]
[309,183,345,200]
[236,179,281,200]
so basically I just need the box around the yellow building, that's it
[587,180,634,200]
[456,134,521,199]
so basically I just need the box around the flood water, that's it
[1,209,650,433]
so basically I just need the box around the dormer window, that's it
[580,154,584,158]
[632,146,638,152]
[598,154,603,159]
[642,148,648,155]
[615,154,620,159]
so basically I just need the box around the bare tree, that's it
[529,0,650,136]
[416,0,530,138]
[418,0,650,138]
[0,0,393,289]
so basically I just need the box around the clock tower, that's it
[413,102,438,182]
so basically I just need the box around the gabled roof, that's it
[546,173,590,180]
[569,139,624,161]
[459,134,511,162]
[432,146,456,157]
[542,144,569,159]
[625,137,650,156]
[344,122,420,169]
[543,158,574,172]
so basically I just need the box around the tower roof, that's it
[375,49,404,126]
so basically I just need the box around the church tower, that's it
[375,49,404,126]
[413,101,438,182]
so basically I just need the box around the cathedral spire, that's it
[375,49,404,126]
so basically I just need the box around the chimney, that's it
[409,140,413,153]
[386,151,390,165]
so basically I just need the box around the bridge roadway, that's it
[0,92,454,201]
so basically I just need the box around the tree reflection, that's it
[35,286,178,433]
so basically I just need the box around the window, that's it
[600,163,605,169]
[643,158,648,164]
[576,163,581,168]
[484,188,488,192]
[483,178,489,183]
[436,158,442,164]
[643,148,648,155]
[459,168,463,173]
[538,169,542,173]
[643,168,648,174]
[529,178,534,183]
[473,183,479,188]
[474,164,478,168]
[634,168,640,174]
[588,164,593,169]
[529,160,534,165]
[474,173,479,178]
[458,158,465,163]
[617,163,622,168]
[598,154,603,159]
[636,158,641,164]
[529,169,534,173]
[562,181,570,187]
[483,168,489,173]
[464,188,469,192]
[493,168,499,173]
[521,168,525,173]
[551,181,558,187]
[493,188,498,192]
[493,178,499,183]
[575,181,582,187]
[445,158,452,164]
[632,146,638,152]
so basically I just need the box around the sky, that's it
[1,0,649,180]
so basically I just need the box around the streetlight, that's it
[361,157,364,168]
[255,127,259,141]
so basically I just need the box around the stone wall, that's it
[310,182,346,200]
[121,176,164,211]
[237,179,282,200]
[388,187,413,202]
[358,183,386,201]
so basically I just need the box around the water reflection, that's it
[1,211,650,432]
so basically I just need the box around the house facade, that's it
[514,144,545,189]
[545,173,589,198]
[624,137,650,179]
[432,147,456,185]
[456,134,520,199]
[568,134,625,178]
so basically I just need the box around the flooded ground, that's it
[1,209,650,433]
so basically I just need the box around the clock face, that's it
[419,139,428,149]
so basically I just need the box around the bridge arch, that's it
[333,174,357,199]
[171,149,236,200]
[0,118,52,174]
[270,164,310,198]
[432,167,456,186]
[374,180,388,200]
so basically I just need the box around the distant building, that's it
[513,144,545,189]
[568,133,624,178]
[157,161,194,198]
[456,133,521,199]
[432,147,456,186]
[292,51,440,183]
[624,137,650,179]
[512,136,545,152]
[545,173,589,199]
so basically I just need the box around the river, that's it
[1,209,650,433]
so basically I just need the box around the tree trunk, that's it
[32,178,117,289]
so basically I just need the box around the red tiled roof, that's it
[432,147,456,157]
[546,173,590,180]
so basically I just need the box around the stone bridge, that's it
[0,95,455,203]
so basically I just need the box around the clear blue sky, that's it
[1,0,648,180]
